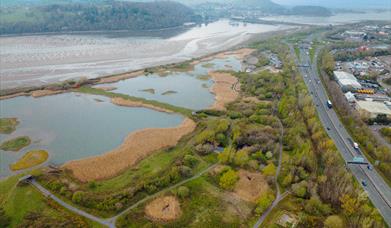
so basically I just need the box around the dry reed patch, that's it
[111,97,173,113]
[63,118,196,182]
[98,70,144,83]
[145,196,182,222]
[209,72,239,110]
[234,170,269,202]
[31,89,64,98]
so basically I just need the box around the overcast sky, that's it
[273,0,391,8]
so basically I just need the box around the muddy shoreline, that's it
[0,27,296,99]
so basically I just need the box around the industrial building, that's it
[334,71,362,92]
[356,100,391,118]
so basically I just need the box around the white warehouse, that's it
[334,71,362,92]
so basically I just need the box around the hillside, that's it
[0,1,200,35]
[288,5,332,16]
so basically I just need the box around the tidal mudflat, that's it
[98,55,243,110]
[0,93,184,177]
[0,20,292,90]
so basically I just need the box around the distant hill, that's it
[231,0,285,12]
[0,1,201,35]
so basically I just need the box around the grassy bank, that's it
[76,87,193,117]
[0,136,31,152]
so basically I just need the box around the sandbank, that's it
[63,118,196,182]
[31,89,64,98]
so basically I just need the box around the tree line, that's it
[0,1,201,35]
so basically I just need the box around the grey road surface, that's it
[293,39,391,225]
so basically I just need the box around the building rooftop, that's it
[334,71,362,89]
[356,100,391,116]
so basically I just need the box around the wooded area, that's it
[0,1,201,34]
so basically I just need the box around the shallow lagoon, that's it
[0,93,183,177]
[100,56,243,110]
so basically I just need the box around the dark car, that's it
[326,127,331,131]
[367,165,373,170]
[362,180,367,187]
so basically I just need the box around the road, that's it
[29,163,217,228]
[292,38,391,225]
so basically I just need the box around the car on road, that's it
[362,180,367,187]
[367,165,373,170]
[326,100,332,109]
[353,142,359,150]
[326,127,331,131]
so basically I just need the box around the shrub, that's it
[255,191,275,215]
[177,186,190,198]
[262,163,276,176]
[184,155,198,168]
[72,191,86,204]
[0,208,10,228]
[324,215,344,228]
[195,130,215,144]
[179,165,193,177]
[195,143,215,155]
[88,181,97,189]
[219,170,239,190]
[234,149,249,167]
[292,180,308,198]
[59,186,68,195]
[218,147,236,164]
[48,181,63,191]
